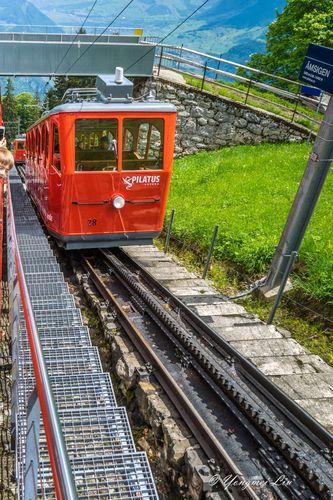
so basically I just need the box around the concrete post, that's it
[263,95,333,294]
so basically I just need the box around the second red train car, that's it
[25,71,177,249]
[13,137,27,165]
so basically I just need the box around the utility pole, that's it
[263,43,333,294]
[263,94,333,293]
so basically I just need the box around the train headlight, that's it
[112,195,125,209]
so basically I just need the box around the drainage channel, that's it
[8,169,158,498]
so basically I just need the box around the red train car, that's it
[13,137,27,165]
[25,72,177,249]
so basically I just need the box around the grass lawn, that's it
[166,143,333,305]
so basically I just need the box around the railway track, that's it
[80,249,333,500]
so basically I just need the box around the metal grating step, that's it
[19,325,92,349]
[20,347,102,376]
[16,373,116,413]
[49,373,117,411]
[20,308,83,329]
[39,407,136,459]
[41,453,158,499]
[27,295,76,311]
[20,248,55,258]
[23,271,65,284]
[21,255,58,266]
[21,262,61,274]
[27,281,70,297]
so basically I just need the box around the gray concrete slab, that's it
[151,270,197,280]
[170,286,217,296]
[213,324,283,341]
[194,302,246,316]
[294,398,333,432]
[204,316,258,328]
[272,373,333,400]
[230,338,308,358]
[251,355,333,376]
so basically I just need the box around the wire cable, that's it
[125,0,210,73]
[64,0,135,75]
[53,0,99,75]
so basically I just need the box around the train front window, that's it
[75,119,118,171]
[122,118,164,170]
[17,141,25,150]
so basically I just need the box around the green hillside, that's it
[166,143,333,304]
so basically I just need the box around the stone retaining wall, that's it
[134,77,312,157]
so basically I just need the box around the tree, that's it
[15,92,42,133]
[46,76,95,108]
[2,78,19,142]
[246,0,333,82]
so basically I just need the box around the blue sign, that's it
[299,43,333,94]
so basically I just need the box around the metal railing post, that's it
[201,61,208,91]
[202,225,219,279]
[164,209,175,253]
[267,251,298,324]
[177,44,183,70]
[291,83,302,123]
[244,77,252,104]
[215,53,222,80]
[158,46,164,76]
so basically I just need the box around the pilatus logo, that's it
[123,175,161,190]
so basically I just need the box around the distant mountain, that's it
[0,0,55,29]
[30,0,286,62]
[0,1,286,95]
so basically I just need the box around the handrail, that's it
[144,40,315,88]
[149,43,324,130]
[0,25,142,35]
[7,183,77,500]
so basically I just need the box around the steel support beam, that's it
[263,95,333,292]
[0,39,155,76]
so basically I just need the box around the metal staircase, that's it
[8,169,157,499]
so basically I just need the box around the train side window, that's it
[36,129,41,156]
[122,118,164,170]
[52,125,61,171]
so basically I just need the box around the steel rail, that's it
[81,257,260,500]
[114,248,333,450]
[7,185,77,500]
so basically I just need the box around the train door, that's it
[48,122,62,230]
[118,117,170,233]
[68,117,119,235]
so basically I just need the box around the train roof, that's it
[28,100,177,131]
[51,101,177,114]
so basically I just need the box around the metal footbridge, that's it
[7,169,157,498]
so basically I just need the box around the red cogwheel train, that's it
[25,69,177,249]
[13,136,27,165]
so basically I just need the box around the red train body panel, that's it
[13,138,27,165]
[25,98,176,249]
